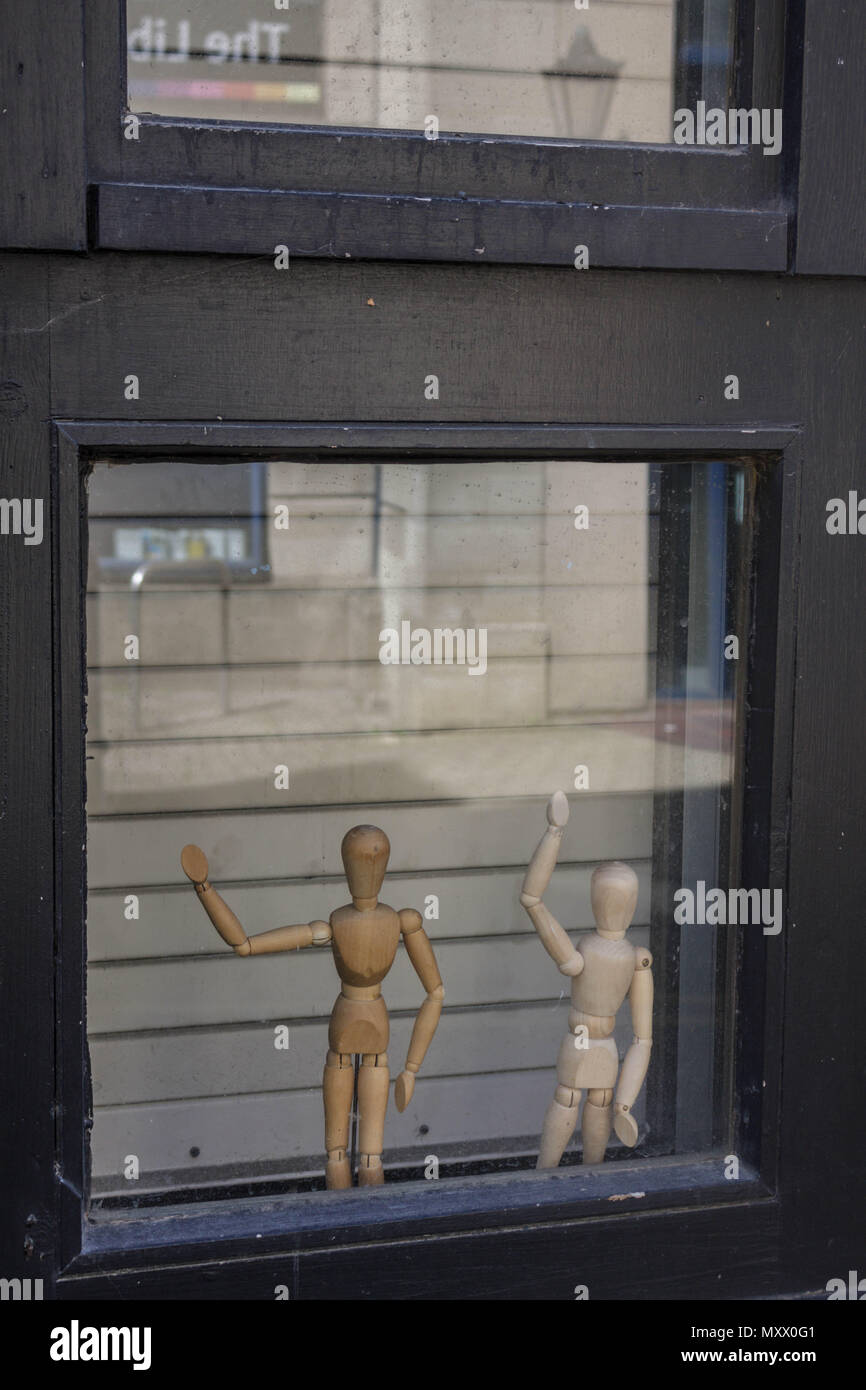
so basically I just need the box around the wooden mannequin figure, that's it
[180,826,444,1190]
[520,791,653,1167]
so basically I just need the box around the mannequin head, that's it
[341,824,390,905]
[590,861,639,936]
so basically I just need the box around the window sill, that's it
[62,1153,772,1282]
[94,182,789,272]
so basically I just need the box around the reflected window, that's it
[126,1,737,143]
[85,456,751,1205]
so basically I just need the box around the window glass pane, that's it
[85,456,750,1207]
[126,1,737,143]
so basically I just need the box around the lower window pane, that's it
[84,456,750,1205]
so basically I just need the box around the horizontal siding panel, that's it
[88,656,550,741]
[89,459,654,520]
[91,511,649,587]
[288,1,674,81]
[88,929,651,1033]
[87,861,653,961]
[267,459,654,518]
[86,585,653,665]
[90,994,646,1106]
[87,794,654,889]
[88,654,654,741]
[90,1064,645,1187]
[86,724,671,815]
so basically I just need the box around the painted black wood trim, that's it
[0,2,87,249]
[54,431,91,1272]
[68,1158,770,1274]
[300,1199,783,1301]
[736,444,800,1189]
[95,183,790,272]
[84,0,126,197]
[777,298,866,1290]
[795,0,866,275]
[45,257,809,427]
[104,120,782,212]
[59,1189,781,1301]
[750,1,794,122]
[647,470,689,1153]
[85,0,785,225]
[0,256,60,1291]
[58,422,800,454]
[754,0,801,233]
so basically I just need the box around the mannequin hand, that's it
[614,1102,639,1147]
[547,790,569,829]
[394,1070,415,1112]
[181,843,209,886]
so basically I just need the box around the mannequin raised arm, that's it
[519,792,583,978]
[181,844,332,956]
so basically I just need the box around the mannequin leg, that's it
[323,1049,353,1189]
[581,1087,613,1165]
[537,1084,581,1168]
[358,1051,389,1186]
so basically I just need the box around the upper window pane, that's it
[126,0,737,142]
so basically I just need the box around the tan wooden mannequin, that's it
[520,791,653,1167]
[181,826,444,1190]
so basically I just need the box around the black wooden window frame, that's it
[86,0,800,272]
[53,420,797,1296]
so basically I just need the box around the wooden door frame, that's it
[1,1,865,1300]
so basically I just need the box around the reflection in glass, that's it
[85,457,749,1204]
[126,1,736,142]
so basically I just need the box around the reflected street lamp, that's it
[543,24,622,140]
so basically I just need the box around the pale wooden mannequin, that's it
[520,791,653,1167]
[181,826,444,1190]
